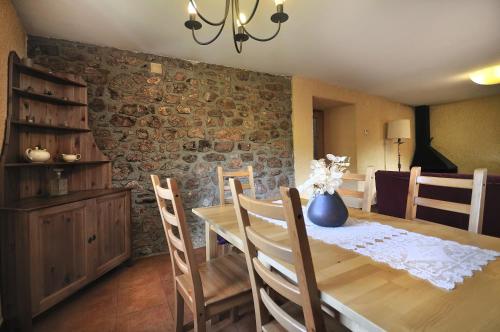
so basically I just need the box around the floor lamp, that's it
[387,119,411,172]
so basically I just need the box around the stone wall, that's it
[28,36,294,256]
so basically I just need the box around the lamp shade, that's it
[387,119,411,139]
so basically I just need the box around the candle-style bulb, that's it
[274,0,284,5]
[187,2,196,15]
[237,13,247,27]
[184,1,202,30]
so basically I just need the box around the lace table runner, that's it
[249,206,499,290]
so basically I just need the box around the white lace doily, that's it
[249,206,499,290]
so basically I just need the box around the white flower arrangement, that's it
[298,154,350,197]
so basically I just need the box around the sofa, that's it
[375,171,500,238]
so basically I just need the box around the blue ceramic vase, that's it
[307,192,349,227]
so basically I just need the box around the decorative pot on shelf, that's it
[25,146,51,163]
[22,57,34,67]
[61,153,81,163]
[307,192,349,227]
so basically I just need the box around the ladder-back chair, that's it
[230,178,345,331]
[338,166,375,212]
[217,165,255,205]
[151,175,252,331]
[405,167,487,234]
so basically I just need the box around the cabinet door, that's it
[29,201,91,315]
[93,192,130,276]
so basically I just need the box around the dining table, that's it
[192,204,500,331]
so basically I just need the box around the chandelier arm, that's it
[234,0,260,24]
[243,22,281,42]
[191,23,226,45]
[235,40,243,53]
[189,0,230,26]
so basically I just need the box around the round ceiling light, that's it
[469,65,500,85]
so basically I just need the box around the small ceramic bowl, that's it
[61,153,81,163]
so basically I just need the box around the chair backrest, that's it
[230,179,325,332]
[150,175,203,308]
[337,166,375,212]
[217,165,256,205]
[405,167,488,233]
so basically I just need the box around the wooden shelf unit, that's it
[11,120,91,133]
[4,160,111,168]
[15,62,86,87]
[0,52,131,332]
[12,87,88,106]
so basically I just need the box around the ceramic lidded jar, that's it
[25,146,51,163]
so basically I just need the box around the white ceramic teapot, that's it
[25,146,51,163]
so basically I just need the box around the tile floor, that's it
[33,248,255,332]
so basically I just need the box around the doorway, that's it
[312,97,356,170]
[313,109,324,160]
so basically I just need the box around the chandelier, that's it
[184,0,289,53]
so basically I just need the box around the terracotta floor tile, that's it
[33,250,254,332]
[161,278,193,324]
[116,261,162,289]
[34,294,118,332]
[72,284,118,313]
[117,279,167,316]
[33,315,59,332]
[71,311,117,332]
[235,312,256,332]
[116,304,173,332]
[218,323,240,332]
[156,260,174,281]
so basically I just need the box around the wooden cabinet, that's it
[0,52,132,331]
[0,190,131,331]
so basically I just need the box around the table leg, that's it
[205,222,218,261]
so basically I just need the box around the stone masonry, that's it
[28,36,294,256]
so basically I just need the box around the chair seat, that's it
[176,253,252,309]
[262,301,349,332]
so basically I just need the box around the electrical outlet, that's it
[150,62,162,74]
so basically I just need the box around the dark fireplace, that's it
[411,105,457,173]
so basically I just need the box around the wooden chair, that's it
[151,175,252,332]
[214,166,255,256]
[337,166,375,212]
[217,165,255,205]
[405,167,488,234]
[230,179,346,332]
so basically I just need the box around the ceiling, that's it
[12,0,500,105]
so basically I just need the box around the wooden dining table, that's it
[192,204,500,331]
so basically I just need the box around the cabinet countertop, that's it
[0,188,131,212]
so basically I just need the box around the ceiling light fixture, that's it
[184,0,289,54]
[469,65,500,85]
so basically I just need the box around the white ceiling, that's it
[12,0,500,105]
